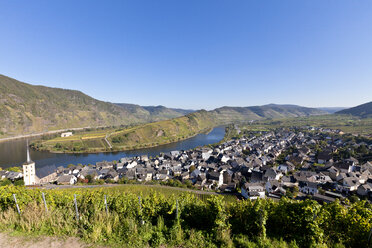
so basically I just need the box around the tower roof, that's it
[25,140,33,164]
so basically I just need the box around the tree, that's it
[14,179,24,186]
[349,195,359,203]
[0,179,12,186]
[318,188,325,195]
[292,186,299,198]
[184,180,193,189]
[96,179,105,185]
[85,174,95,184]
[8,166,21,172]
[242,149,250,155]
[54,143,63,149]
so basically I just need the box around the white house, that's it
[221,155,230,163]
[145,172,153,181]
[299,181,318,195]
[57,175,77,185]
[341,177,360,192]
[61,132,73,138]
[126,160,137,169]
[241,183,266,200]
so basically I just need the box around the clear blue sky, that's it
[0,0,371,110]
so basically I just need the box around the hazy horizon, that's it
[1,1,371,109]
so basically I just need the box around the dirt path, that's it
[0,233,100,248]
[104,134,113,149]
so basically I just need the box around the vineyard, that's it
[0,186,371,248]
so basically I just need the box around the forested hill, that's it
[0,74,141,137]
[211,104,327,123]
[336,101,372,118]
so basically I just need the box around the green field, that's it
[239,115,372,136]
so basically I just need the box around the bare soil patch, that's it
[0,232,102,248]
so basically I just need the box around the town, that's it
[1,126,371,203]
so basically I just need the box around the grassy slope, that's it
[36,110,216,152]
[336,101,372,118]
[109,110,215,149]
[0,75,196,139]
[0,75,141,137]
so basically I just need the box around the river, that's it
[0,126,225,169]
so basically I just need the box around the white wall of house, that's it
[61,132,73,137]
[127,161,137,169]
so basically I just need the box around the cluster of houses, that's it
[237,128,372,202]
[1,127,371,203]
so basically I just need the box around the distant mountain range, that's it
[210,104,327,123]
[336,101,372,118]
[317,107,347,114]
[1,74,368,138]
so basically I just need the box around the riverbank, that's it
[33,127,215,154]
[0,127,225,169]
[32,111,217,154]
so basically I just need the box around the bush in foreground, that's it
[0,185,370,247]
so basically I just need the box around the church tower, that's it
[23,141,36,186]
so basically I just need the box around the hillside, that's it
[35,103,330,153]
[336,101,372,118]
[35,110,216,152]
[0,74,142,137]
[0,75,194,139]
[108,110,215,149]
[211,104,327,123]
[115,103,194,122]
[1,74,329,143]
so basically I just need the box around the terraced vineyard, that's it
[0,185,370,247]
[32,110,217,153]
